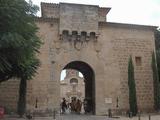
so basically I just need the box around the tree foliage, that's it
[152,52,160,110]
[0,0,41,82]
[155,29,160,50]
[155,29,160,80]
[0,0,41,116]
[128,56,137,116]
[154,29,160,110]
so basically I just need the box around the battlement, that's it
[41,2,60,18]
[98,7,111,21]
[40,2,111,36]
[41,2,110,21]
[41,2,59,8]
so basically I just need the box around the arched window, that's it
[62,30,69,41]
[81,31,87,41]
[72,31,78,35]
[90,32,96,41]
[70,78,78,84]
[72,31,78,41]
[62,30,69,35]
[90,32,95,38]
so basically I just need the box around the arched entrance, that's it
[62,61,95,114]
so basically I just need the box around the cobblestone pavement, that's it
[1,114,160,120]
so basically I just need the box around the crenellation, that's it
[41,2,59,7]
[41,2,60,18]
[98,7,111,22]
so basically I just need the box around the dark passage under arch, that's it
[63,61,95,114]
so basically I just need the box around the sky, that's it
[61,70,83,80]
[31,0,160,27]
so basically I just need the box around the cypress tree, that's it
[152,52,160,110]
[128,56,138,116]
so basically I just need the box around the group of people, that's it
[61,98,83,114]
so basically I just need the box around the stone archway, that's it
[63,61,95,114]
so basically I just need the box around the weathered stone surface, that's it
[59,3,99,35]
[0,2,156,115]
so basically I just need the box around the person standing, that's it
[83,99,88,114]
[61,98,67,114]
[76,99,82,114]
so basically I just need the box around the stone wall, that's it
[99,22,155,113]
[59,3,99,35]
[0,79,20,113]
[26,18,60,113]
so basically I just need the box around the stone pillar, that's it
[47,62,61,113]
[94,63,106,115]
[95,75,106,115]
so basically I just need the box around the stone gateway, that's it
[0,2,157,115]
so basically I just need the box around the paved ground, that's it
[1,114,160,120]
